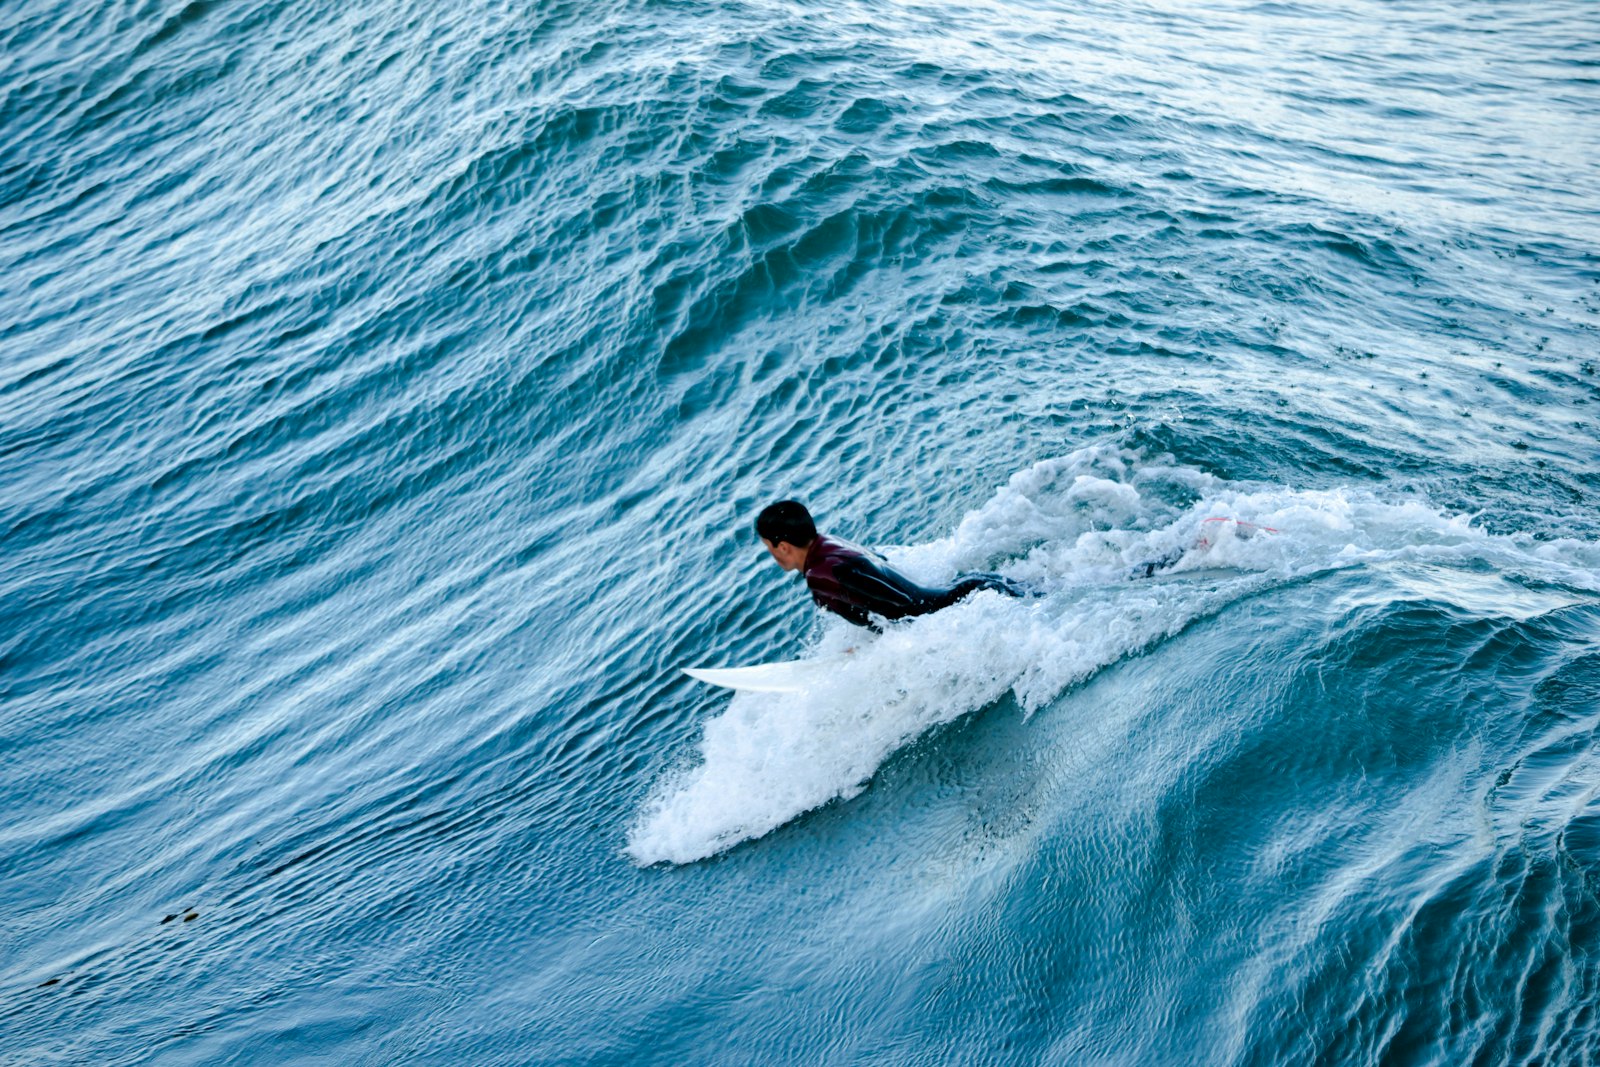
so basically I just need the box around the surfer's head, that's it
[756,500,815,571]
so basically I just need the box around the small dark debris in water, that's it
[183,912,199,922]
[161,914,178,925]
[39,978,60,988]
[1513,440,1529,450]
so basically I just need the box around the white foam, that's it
[627,448,1600,865]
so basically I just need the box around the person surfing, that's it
[755,500,1025,632]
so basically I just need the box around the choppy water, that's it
[4,0,1599,1063]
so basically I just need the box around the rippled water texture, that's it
[3,0,1599,1063]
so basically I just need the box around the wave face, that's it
[3,0,1599,1063]
[631,448,1600,867]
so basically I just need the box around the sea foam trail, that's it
[628,450,1600,865]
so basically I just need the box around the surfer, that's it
[755,500,1024,630]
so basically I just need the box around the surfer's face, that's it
[762,537,806,572]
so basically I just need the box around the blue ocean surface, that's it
[3,0,1599,1062]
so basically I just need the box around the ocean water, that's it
[3,0,1599,1062]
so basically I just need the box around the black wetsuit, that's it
[801,534,1022,630]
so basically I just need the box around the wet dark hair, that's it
[755,500,817,548]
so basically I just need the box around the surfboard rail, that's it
[683,655,853,693]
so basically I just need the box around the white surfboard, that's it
[683,655,852,693]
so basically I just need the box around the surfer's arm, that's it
[831,558,927,621]
[816,596,881,632]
